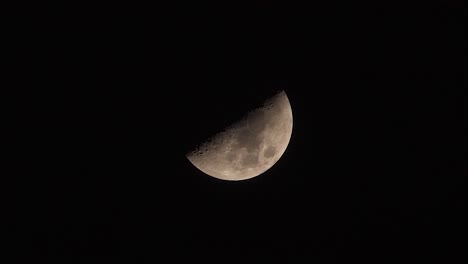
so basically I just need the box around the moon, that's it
[186,90,293,181]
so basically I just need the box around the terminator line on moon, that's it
[186,90,293,181]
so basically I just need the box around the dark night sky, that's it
[9,1,465,263]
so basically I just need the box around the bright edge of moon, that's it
[186,90,293,181]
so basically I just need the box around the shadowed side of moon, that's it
[186,90,293,181]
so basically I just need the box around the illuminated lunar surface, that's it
[186,90,293,181]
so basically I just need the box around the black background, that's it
[9,1,466,263]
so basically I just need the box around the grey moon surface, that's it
[186,90,293,181]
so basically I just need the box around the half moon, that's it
[186,90,293,181]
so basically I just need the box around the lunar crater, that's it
[263,146,276,158]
